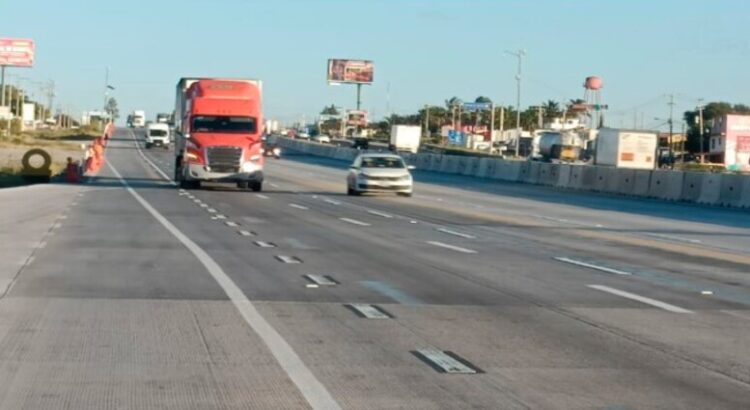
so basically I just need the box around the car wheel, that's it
[250,181,262,192]
[398,192,412,197]
[145,142,152,149]
[237,181,249,190]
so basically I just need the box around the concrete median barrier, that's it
[613,168,636,195]
[577,166,599,191]
[740,176,750,208]
[417,154,432,170]
[518,162,539,184]
[491,160,522,181]
[633,170,652,196]
[461,157,479,176]
[593,166,610,192]
[556,164,572,188]
[440,155,459,173]
[475,158,493,178]
[681,172,703,202]
[718,174,745,207]
[567,165,584,189]
[649,170,684,201]
[429,155,443,172]
[538,163,559,186]
[697,173,722,205]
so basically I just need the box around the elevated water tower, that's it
[583,76,606,128]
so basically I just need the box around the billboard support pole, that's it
[0,65,6,107]
[356,83,362,111]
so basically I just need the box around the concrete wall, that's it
[277,137,750,209]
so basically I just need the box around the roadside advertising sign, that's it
[346,110,368,126]
[0,38,35,67]
[327,59,374,84]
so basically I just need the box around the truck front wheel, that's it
[250,181,262,192]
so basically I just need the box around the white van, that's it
[145,123,170,149]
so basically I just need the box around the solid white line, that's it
[106,161,341,410]
[426,241,477,254]
[554,257,632,276]
[225,221,239,227]
[129,130,176,185]
[340,217,370,226]
[436,228,475,239]
[587,284,693,313]
[644,233,702,244]
[256,194,269,199]
[367,210,393,218]
[289,203,309,210]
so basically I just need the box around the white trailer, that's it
[595,128,658,169]
[132,110,146,127]
[390,125,421,154]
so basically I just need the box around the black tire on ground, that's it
[237,181,249,190]
[250,181,262,192]
[180,179,200,189]
[398,192,413,197]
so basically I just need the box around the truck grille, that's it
[206,146,242,173]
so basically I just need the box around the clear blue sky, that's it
[2,0,749,130]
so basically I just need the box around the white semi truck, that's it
[390,125,421,154]
[132,110,146,128]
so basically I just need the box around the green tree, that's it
[542,100,562,123]
[105,97,120,120]
[320,104,340,116]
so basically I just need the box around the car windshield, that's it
[149,130,167,137]
[361,157,405,168]
[191,116,256,133]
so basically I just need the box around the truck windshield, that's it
[149,130,168,137]
[192,116,257,133]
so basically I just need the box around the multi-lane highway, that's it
[2,127,750,409]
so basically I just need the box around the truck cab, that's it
[174,78,264,191]
[145,123,171,149]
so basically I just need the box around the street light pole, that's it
[506,49,525,157]
[697,99,705,163]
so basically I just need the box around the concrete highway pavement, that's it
[0,127,749,408]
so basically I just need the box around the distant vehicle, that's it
[347,153,415,197]
[390,125,421,154]
[173,78,265,191]
[538,130,584,162]
[595,128,658,169]
[297,132,310,140]
[145,123,171,149]
[132,110,146,128]
[312,134,331,144]
[156,113,171,124]
[352,137,369,150]
[262,142,281,159]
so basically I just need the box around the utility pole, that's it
[0,65,6,107]
[668,94,675,168]
[423,104,429,139]
[505,49,525,157]
[536,105,544,129]
[489,102,495,152]
[697,99,705,163]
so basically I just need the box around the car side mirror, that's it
[407,165,416,170]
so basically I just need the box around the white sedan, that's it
[312,134,331,144]
[347,153,414,197]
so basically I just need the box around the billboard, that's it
[327,59,374,84]
[0,38,35,67]
[346,110,368,126]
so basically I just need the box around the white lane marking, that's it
[415,349,477,374]
[700,290,714,295]
[323,198,341,205]
[52,222,62,230]
[554,257,632,276]
[129,130,176,185]
[58,215,68,220]
[539,216,604,228]
[225,221,239,227]
[304,274,337,286]
[276,255,302,264]
[215,214,227,220]
[347,304,390,319]
[644,233,703,244]
[106,161,341,409]
[270,183,279,188]
[587,285,693,313]
[254,241,277,248]
[36,241,47,249]
[289,203,309,210]
[436,228,475,239]
[340,218,370,226]
[426,241,477,254]
[199,203,208,208]
[207,208,217,213]
[256,194,269,199]
[367,210,393,218]
[238,230,254,237]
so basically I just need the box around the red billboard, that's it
[0,38,35,67]
[327,59,374,84]
[346,110,368,126]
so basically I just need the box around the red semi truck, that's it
[173,78,264,191]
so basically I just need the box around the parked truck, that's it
[538,130,585,162]
[173,78,264,191]
[594,128,658,169]
[390,125,421,154]
[132,110,146,128]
